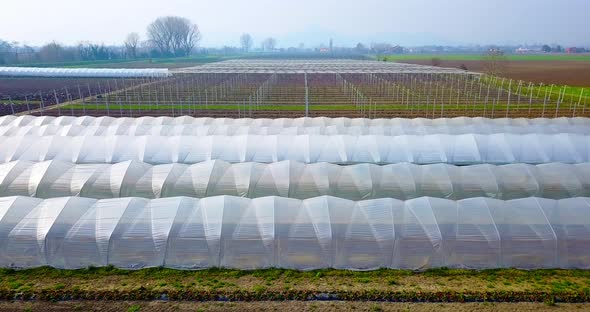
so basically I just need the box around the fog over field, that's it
[0,0,589,47]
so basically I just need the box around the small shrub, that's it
[544,297,556,306]
[253,285,266,293]
[127,304,141,312]
[371,304,383,312]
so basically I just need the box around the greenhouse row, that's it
[2,123,590,136]
[184,59,472,74]
[2,115,588,128]
[0,67,170,78]
[0,134,588,165]
[1,160,589,200]
[1,195,589,270]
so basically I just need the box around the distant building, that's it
[515,47,533,54]
[566,47,586,53]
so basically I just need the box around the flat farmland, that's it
[11,55,228,69]
[387,54,590,86]
[3,59,589,118]
[0,77,139,115]
[50,72,590,118]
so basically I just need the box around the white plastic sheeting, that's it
[0,134,587,165]
[1,115,589,129]
[2,123,590,136]
[177,59,476,74]
[1,160,589,200]
[1,195,589,270]
[0,67,170,78]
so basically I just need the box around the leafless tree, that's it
[124,32,140,59]
[262,37,277,52]
[240,33,253,53]
[76,42,113,61]
[147,16,202,57]
[39,42,65,62]
[0,40,13,64]
[481,49,508,76]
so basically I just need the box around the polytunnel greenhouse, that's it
[1,196,590,270]
[2,122,590,136]
[0,133,588,165]
[1,115,589,128]
[0,67,170,78]
[0,160,589,200]
[0,116,589,270]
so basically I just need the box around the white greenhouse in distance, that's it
[0,67,170,78]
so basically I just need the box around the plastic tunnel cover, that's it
[0,161,589,200]
[0,196,588,269]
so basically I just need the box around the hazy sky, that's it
[1,0,589,47]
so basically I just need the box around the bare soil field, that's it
[0,77,138,115]
[0,301,586,312]
[397,60,590,86]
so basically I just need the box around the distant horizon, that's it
[1,0,589,49]
[3,42,589,51]
[2,34,589,51]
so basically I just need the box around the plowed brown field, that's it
[397,60,590,86]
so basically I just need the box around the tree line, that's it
[0,16,202,65]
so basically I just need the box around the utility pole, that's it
[304,72,309,117]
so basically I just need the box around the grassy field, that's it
[2,267,590,303]
[10,55,233,69]
[480,76,589,102]
[1,301,586,311]
[0,99,42,105]
[380,54,590,62]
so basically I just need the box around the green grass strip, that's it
[1,267,590,302]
